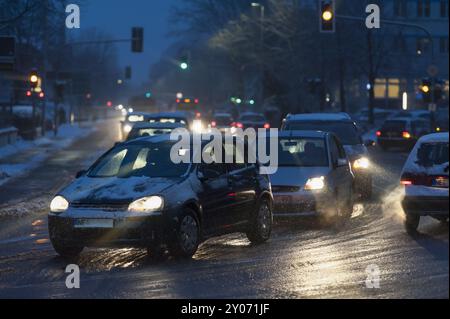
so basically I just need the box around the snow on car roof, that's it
[417,132,449,144]
[286,113,352,121]
[131,122,185,129]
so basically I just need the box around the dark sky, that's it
[69,0,179,86]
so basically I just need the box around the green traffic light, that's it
[180,62,188,70]
[249,99,255,105]
[145,92,152,98]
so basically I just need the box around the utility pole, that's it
[367,29,375,125]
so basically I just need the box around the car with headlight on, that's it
[281,113,373,200]
[48,135,273,259]
[126,122,186,141]
[267,131,354,226]
[120,112,152,140]
[400,133,449,234]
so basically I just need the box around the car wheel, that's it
[360,182,373,201]
[52,241,83,259]
[405,214,420,235]
[168,209,200,258]
[246,198,273,244]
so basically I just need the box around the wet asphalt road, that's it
[0,121,448,299]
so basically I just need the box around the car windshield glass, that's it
[214,116,232,125]
[284,121,360,145]
[416,142,449,167]
[88,143,189,178]
[240,115,265,122]
[275,137,328,167]
[149,118,186,124]
[382,120,406,130]
[127,128,175,140]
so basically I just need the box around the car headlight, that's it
[128,196,164,213]
[191,120,203,133]
[304,176,325,191]
[50,196,69,213]
[353,157,370,170]
[123,124,133,133]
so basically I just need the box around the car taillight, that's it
[401,173,449,188]
[196,112,201,118]
[376,131,382,137]
[263,123,270,129]
[211,121,217,127]
[402,131,411,139]
[232,122,243,128]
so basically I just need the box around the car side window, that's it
[334,137,347,159]
[200,145,227,176]
[329,137,340,165]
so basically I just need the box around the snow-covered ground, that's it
[0,123,97,186]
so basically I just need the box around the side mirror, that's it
[337,158,348,168]
[364,139,375,147]
[76,170,87,179]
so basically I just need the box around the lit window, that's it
[374,79,387,99]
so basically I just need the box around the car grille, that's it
[70,203,129,211]
[272,186,301,193]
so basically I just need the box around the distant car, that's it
[377,117,431,151]
[126,122,185,141]
[147,112,199,132]
[209,113,233,132]
[400,133,449,234]
[235,112,270,130]
[435,108,449,132]
[354,108,395,130]
[282,113,373,200]
[48,135,273,259]
[268,131,354,225]
[120,112,152,140]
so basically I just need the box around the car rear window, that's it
[382,120,406,130]
[240,115,265,122]
[214,116,232,125]
[416,142,449,167]
[284,121,360,145]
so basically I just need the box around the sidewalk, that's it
[0,122,97,186]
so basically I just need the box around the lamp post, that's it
[251,2,265,106]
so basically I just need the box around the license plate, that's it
[275,195,293,204]
[433,177,449,188]
[74,219,114,229]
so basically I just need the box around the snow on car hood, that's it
[60,176,180,203]
[269,167,330,187]
[343,144,368,161]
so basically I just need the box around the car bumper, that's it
[402,196,449,217]
[377,137,415,147]
[272,191,334,218]
[48,209,172,248]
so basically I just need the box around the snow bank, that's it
[0,123,97,186]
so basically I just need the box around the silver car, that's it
[269,131,354,225]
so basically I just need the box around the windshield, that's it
[127,128,175,140]
[149,118,187,124]
[88,143,189,178]
[416,143,449,167]
[240,115,265,122]
[284,121,360,145]
[275,137,328,167]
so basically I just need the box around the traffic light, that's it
[179,53,189,70]
[131,27,144,53]
[29,69,39,88]
[420,78,432,102]
[320,0,335,33]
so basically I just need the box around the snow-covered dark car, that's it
[235,112,270,130]
[126,122,186,141]
[282,113,373,200]
[400,133,449,234]
[48,135,273,259]
[268,131,354,226]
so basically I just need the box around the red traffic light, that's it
[38,92,45,98]
[107,101,113,107]
[26,90,32,97]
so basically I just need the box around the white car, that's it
[400,133,449,234]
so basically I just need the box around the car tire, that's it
[168,208,200,259]
[246,198,273,244]
[52,241,83,259]
[405,214,420,235]
[360,183,373,201]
